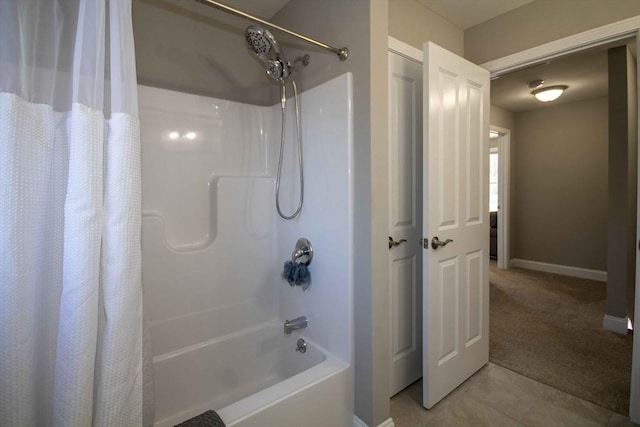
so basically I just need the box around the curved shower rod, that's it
[194,0,349,61]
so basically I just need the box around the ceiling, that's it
[413,0,634,113]
[490,47,611,112]
[212,0,536,28]
[210,0,290,19]
[416,0,535,29]
[183,0,624,113]
[156,0,290,29]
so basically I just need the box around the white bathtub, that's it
[152,321,350,427]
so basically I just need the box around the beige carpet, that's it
[490,264,633,415]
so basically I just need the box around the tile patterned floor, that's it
[391,363,637,427]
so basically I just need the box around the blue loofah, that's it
[282,260,311,291]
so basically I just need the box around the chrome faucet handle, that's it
[292,238,313,266]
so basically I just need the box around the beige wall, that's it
[491,104,515,131]
[389,0,463,56]
[369,2,391,424]
[273,1,390,425]
[132,0,275,105]
[626,47,637,321]
[607,46,637,320]
[465,0,640,65]
[513,97,608,270]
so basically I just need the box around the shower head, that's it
[245,25,289,80]
[245,25,280,57]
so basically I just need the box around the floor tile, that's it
[392,383,524,427]
[607,412,637,427]
[390,363,623,427]
[522,403,607,427]
[459,364,546,421]
[535,384,613,425]
[425,393,524,427]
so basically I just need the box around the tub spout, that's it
[284,316,307,334]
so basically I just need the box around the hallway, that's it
[489,265,632,414]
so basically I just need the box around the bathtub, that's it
[152,320,351,427]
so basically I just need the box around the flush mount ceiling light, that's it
[531,85,568,102]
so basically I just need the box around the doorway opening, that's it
[488,38,636,416]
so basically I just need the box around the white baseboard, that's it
[378,418,395,427]
[510,258,607,282]
[353,416,395,427]
[353,416,368,427]
[603,314,630,335]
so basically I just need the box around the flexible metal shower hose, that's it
[275,78,303,220]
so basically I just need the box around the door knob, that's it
[431,236,453,250]
[389,236,408,249]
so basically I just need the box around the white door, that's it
[388,50,423,396]
[422,42,490,408]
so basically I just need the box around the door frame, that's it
[480,16,640,423]
[389,37,422,63]
[490,126,511,270]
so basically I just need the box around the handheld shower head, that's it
[245,25,280,57]
[245,25,289,80]
[244,26,304,219]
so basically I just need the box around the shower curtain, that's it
[0,0,143,425]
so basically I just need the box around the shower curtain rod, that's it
[194,0,349,61]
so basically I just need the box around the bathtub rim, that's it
[153,335,348,427]
[220,353,348,426]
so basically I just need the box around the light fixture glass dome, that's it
[531,85,568,102]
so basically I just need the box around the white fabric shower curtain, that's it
[0,0,143,425]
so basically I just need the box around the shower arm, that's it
[194,0,349,61]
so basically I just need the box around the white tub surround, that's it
[140,74,354,427]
